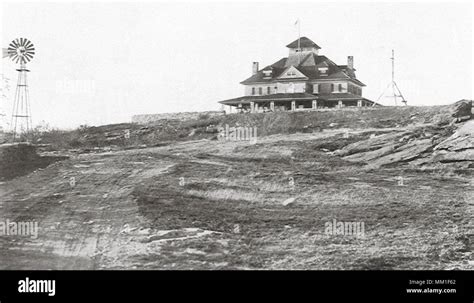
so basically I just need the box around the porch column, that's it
[270,101,275,111]
[254,103,259,113]
[312,100,317,110]
[338,100,343,109]
[357,100,362,107]
[250,101,255,113]
[291,100,296,111]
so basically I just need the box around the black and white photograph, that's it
[0,0,472,300]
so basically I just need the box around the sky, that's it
[1,1,472,129]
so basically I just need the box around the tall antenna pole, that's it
[375,49,407,106]
[391,49,396,105]
[391,49,395,83]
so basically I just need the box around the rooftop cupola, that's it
[286,37,321,55]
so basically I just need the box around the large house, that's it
[219,37,376,112]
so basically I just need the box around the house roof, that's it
[218,92,374,105]
[241,52,366,86]
[317,93,371,101]
[286,37,321,49]
[218,93,318,105]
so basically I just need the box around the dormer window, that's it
[263,70,272,79]
[318,67,328,76]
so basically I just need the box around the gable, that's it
[277,66,308,80]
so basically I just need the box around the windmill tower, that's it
[3,38,35,141]
[375,49,407,106]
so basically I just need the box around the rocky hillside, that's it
[331,100,473,169]
[18,99,473,172]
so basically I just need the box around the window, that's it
[338,84,342,92]
[252,87,255,95]
[318,67,328,76]
[259,87,263,95]
[286,71,296,77]
[267,87,271,94]
[313,84,319,94]
[331,84,335,92]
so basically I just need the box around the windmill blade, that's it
[7,38,35,64]
[2,48,9,58]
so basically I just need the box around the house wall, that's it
[312,82,348,94]
[348,82,363,96]
[244,82,306,96]
[311,81,364,95]
[244,80,362,96]
[289,48,319,55]
[276,82,306,93]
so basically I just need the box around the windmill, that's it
[3,38,35,141]
[375,49,407,106]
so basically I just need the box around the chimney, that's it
[347,56,354,69]
[252,62,259,75]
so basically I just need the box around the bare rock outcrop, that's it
[334,131,410,157]
[432,120,474,163]
[433,99,472,125]
[334,102,473,168]
[449,99,472,120]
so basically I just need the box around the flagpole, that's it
[297,19,301,51]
